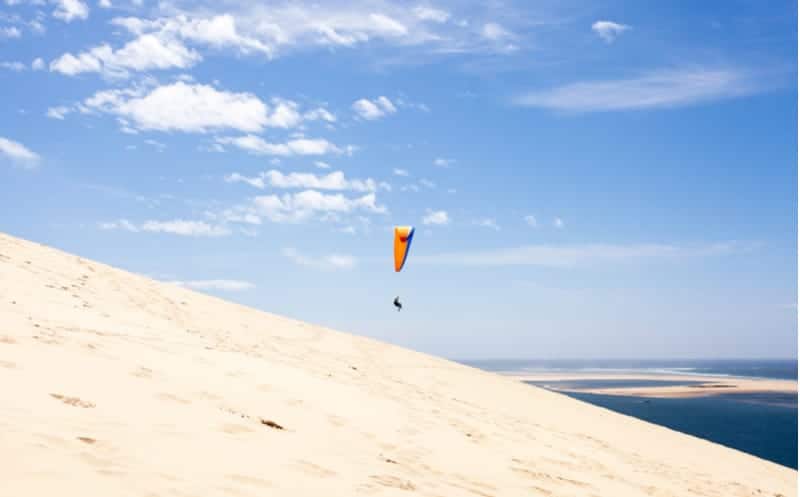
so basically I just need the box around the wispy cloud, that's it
[592,20,630,43]
[393,168,409,176]
[524,215,537,228]
[433,157,453,167]
[0,137,40,168]
[217,135,344,156]
[514,67,761,112]
[0,61,25,71]
[415,241,758,267]
[352,96,397,120]
[282,247,356,270]
[225,170,386,193]
[422,209,449,225]
[101,218,230,236]
[167,279,255,291]
[474,218,500,230]
[553,217,564,229]
[219,190,387,225]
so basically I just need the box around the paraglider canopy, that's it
[393,226,415,272]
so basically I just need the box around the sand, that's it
[506,372,798,399]
[0,231,796,497]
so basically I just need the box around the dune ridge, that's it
[0,232,795,496]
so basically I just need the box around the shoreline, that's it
[502,372,798,399]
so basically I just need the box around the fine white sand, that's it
[0,232,796,497]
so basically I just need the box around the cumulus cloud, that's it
[282,247,356,270]
[314,161,331,169]
[352,96,397,120]
[592,21,630,43]
[220,190,386,225]
[0,137,40,168]
[167,279,254,291]
[50,35,201,77]
[514,67,761,112]
[225,170,385,192]
[217,134,344,156]
[52,0,89,22]
[82,82,270,133]
[524,215,537,228]
[31,57,45,70]
[422,209,449,225]
[553,217,564,229]
[393,168,409,176]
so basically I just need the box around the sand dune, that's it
[0,231,795,497]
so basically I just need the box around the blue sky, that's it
[1,0,796,360]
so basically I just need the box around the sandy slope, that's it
[0,232,795,497]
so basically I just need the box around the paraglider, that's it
[393,226,414,311]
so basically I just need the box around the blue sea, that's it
[459,359,798,469]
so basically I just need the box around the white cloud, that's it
[481,22,511,41]
[420,178,435,189]
[226,170,382,192]
[0,61,25,71]
[475,218,500,230]
[592,21,630,43]
[98,0,110,7]
[141,219,230,236]
[282,247,356,270]
[393,168,409,176]
[401,184,420,192]
[524,215,537,228]
[433,157,452,167]
[352,96,397,120]
[102,218,229,236]
[314,160,331,169]
[144,138,166,151]
[46,106,71,119]
[99,219,139,232]
[84,82,269,133]
[515,67,760,112]
[304,107,336,123]
[0,26,21,38]
[412,6,450,23]
[553,217,564,229]
[31,57,45,70]
[50,35,201,77]
[168,279,254,291]
[53,0,89,22]
[0,137,40,168]
[422,209,449,225]
[222,190,386,225]
[415,242,757,267]
[218,134,343,156]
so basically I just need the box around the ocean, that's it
[459,359,798,469]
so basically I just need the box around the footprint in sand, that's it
[369,475,415,491]
[50,393,95,408]
[294,460,336,478]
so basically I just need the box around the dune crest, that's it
[0,232,795,496]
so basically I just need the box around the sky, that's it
[0,0,797,360]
